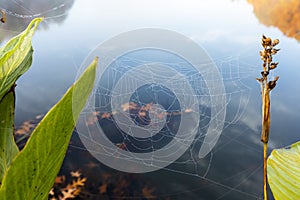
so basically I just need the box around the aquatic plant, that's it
[258,35,300,199]
[256,34,280,200]
[0,18,97,199]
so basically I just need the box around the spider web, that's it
[76,46,263,199]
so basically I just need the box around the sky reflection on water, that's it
[1,0,300,199]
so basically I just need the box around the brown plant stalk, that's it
[256,35,280,200]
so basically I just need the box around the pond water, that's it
[1,0,300,199]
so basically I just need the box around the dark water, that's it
[1,0,300,199]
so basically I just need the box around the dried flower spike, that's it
[258,35,280,143]
[258,35,280,200]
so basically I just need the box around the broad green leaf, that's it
[0,57,98,200]
[0,17,42,101]
[267,141,300,200]
[0,90,19,183]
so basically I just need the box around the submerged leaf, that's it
[267,141,300,200]
[0,58,97,200]
[0,17,42,101]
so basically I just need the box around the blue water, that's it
[1,0,300,199]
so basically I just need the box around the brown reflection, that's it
[0,0,74,42]
[85,102,194,127]
[248,0,300,41]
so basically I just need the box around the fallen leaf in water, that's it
[71,177,86,187]
[50,170,87,199]
[49,188,55,196]
[15,121,35,135]
[121,102,138,111]
[142,186,156,199]
[85,111,100,125]
[85,162,98,168]
[99,183,107,194]
[70,171,81,178]
[55,176,66,184]
[101,112,111,119]
[60,188,76,200]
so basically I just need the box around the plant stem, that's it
[258,35,280,200]
[260,77,270,143]
[263,142,268,200]
[260,61,270,200]
[260,50,270,200]
[261,81,269,200]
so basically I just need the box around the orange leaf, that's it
[55,175,66,184]
[99,183,107,194]
[70,170,81,178]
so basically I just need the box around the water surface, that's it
[1,0,300,199]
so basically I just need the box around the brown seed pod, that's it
[262,36,272,46]
[271,48,280,55]
[268,76,279,90]
[272,39,279,46]
[1,10,6,23]
[269,62,279,70]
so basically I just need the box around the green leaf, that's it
[0,90,19,183]
[267,141,300,200]
[0,17,42,101]
[0,57,98,200]
[0,17,42,187]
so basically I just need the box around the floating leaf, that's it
[267,141,300,199]
[99,183,107,194]
[60,188,76,200]
[71,177,86,188]
[70,171,81,178]
[0,57,97,200]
